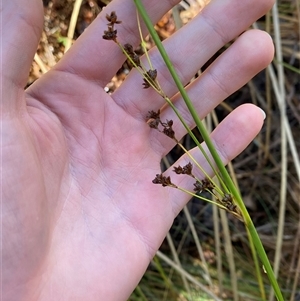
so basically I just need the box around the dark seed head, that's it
[173,162,193,175]
[106,11,122,25]
[143,69,158,89]
[124,43,134,54]
[162,126,175,139]
[193,178,214,193]
[148,119,159,129]
[143,80,151,89]
[182,162,193,175]
[147,69,157,80]
[193,181,205,193]
[146,110,160,121]
[123,44,140,67]
[173,165,184,174]
[131,54,141,66]
[152,174,176,187]
[102,27,117,41]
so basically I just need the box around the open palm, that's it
[2,0,274,300]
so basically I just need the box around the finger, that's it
[51,0,180,87]
[2,0,43,111]
[113,0,274,118]
[149,29,274,156]
[163,104,265,216]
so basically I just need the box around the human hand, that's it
[2,0,274,300]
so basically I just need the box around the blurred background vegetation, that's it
[31,0,299,300]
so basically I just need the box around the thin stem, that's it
[269,4,287,301]
[177,187,221,206]
[136,10,153,70]
[65,0,83,52]
[246,226,267,300]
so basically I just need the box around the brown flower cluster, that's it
[102,11,121,41]
[103,12,160,91]
[193,178,215,193]
[153,162,215,195]
[173,162,193,176]
[173,162,214,193]
[153,161,240,219]
[123,43,141,67]
[146,110,176,140]
[152,174,177,188]
[143,69,158,89]
[220,193,237,212]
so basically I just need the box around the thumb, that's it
[2,0,43,112]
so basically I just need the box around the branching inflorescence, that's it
[102,11,242,221]
[102,7,285,299]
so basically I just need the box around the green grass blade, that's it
[132,1,284,300]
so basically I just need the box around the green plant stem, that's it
[132,1,284,300]
[246,226,267,300]
[135,285,148,301]
[152,256,172,290]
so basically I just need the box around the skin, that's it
[1,0,274,300]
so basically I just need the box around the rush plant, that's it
[102,5,284,301]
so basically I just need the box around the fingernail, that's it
[259,108,266,120]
